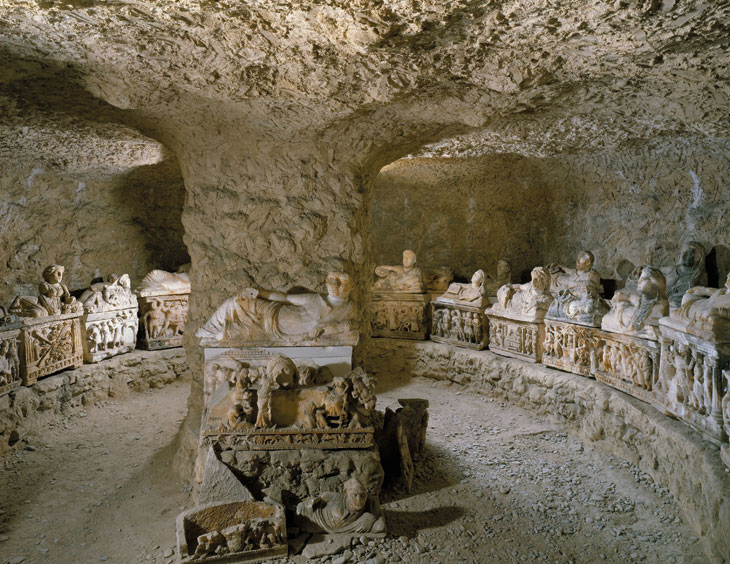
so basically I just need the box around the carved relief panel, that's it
[82,309,139,363]
[0,327,22,396]
[593,331,660,405]
[204,355,375,451]
[656,323,728,445]
[138,294,189,350]
[20,314,83,386]
[431,303,488,350]
[542,319,602,377]
[487,315,544,363]
[370,293,430,340]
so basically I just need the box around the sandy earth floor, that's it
[0,376,710,564]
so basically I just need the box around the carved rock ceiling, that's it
[0,0,728,166]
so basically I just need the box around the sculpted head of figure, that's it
[531,267,551,293]
[637,266,666,299]
[42,264,65,284]
[679,241,705,271]
[326,272,353,300]
[471,269,485,289]
[266,355,296,389]
[402,250,417,269]
[344,478,368,512]
[576,251,594,272]
[497,259,511,279]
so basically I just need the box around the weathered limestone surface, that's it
[364,340,730,563]
[372,143,730,283]
[0,349,188,456]
[0,161,189,308]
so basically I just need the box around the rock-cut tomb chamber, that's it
[0,1,729,563]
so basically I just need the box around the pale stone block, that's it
[370,293,430,340]
[79,273,139,362]
[430,269,489,350]
[486,266,553,362]
[541,319,602,377]
[593,330,661,405]
[176,501,287,564]
[657,318,728,446]
[136,268,191,350]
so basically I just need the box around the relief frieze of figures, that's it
[431,306,487,350]
[139,295,189,349]
[204,356,377,450]
[593,336,659,404]
[488,317,541,361]
[657,334,728,444]
[0,326,21,396]
[84,309,139,361]
[542,320,601,377]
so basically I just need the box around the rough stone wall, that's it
[364,339,730,563]
[372,139,730,284]
[0,349,188,457]
[0,158,189,307]
[371,155,549,282]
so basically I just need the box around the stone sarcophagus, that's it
[0,318,22,396]
[594,266,669,404]
[176,501,287,564]
[430,270,489,350]
[371,250,430,340]
[8,264,84,386]
[136,268,190,350]
[79,274,138,363]
[655,274,730,445]
[542,252,609,376]
[486,267,553,362]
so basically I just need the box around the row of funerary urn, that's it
[1,243,729,562]
[370,245,730,470]
[0,265,191,391]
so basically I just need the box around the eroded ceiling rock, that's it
[0,0,727,156]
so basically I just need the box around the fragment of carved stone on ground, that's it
[295,477,386,536]
[375,398,429,492]
[176,501,287,563]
